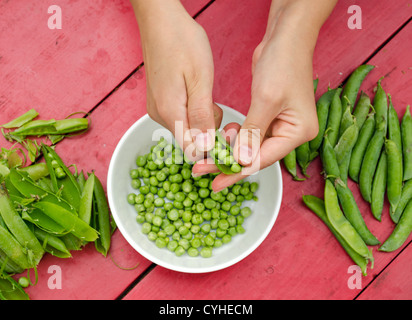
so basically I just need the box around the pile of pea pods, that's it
[283,64,412,276]
[0,111,112,299]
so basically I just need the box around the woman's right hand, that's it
[131,0,222,160]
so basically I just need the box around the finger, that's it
[213,103,223,129]
[192,122,240,176]
[186,73,216,152]
[233,97,279,166]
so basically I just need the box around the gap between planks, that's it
[83,6,412,300]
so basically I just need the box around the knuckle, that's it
[189,105,213,125]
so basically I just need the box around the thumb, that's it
[234,103,275,166]
[187,80,216,152]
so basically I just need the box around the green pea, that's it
[200,247,213,258]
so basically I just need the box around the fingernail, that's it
[239,145,253,164]
[194,132,213,151]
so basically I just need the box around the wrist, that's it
[130,0,188,28]
[263,0,337,51]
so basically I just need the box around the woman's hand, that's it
[130,0,222,159]
[193,0,337,191]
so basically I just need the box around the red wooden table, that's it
[1,0,412,300]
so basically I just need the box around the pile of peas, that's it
[126,138,259,258]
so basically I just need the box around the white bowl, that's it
[107,104,282,273]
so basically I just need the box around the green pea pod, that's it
[302,195,368,276]
[371,151,387,221]
[53,118,89,134]
[1,108,39,129]
[321,138,379,245]
[379,198,412,252]
[334,123,359,167]
[349,112,375,183]
[339,103,354,138]
[325,87,343,147]
[32,201,98,242]
[93,175,111,256]
[79,172,95,225]
[336,181,379,245]
[373,79,388,134]
[393,179,412,224]
[0,224,31,270]
[21,208,67,235]
[401,105,412,181]
[385,139,403,217]
[324,179,374,263]
[0,183,44,266]
[41,144,81,210]
[341,64,375,113]
[321,136,340,179]
[18,163,49,181]
[0,276,30,300]
[296,142,311,177]
[387,95,402,161]
[0,248,24,274]
[7,169,77,215]
[353,91,371,131]
[212,130,243,175]
[12,119,56,136]
[77,170,87,193]
[32,227,71,258]
[282,150,305,181]
[359,124,386,203]
[309,89,336,153]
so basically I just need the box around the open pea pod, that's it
[7,169,77,215]
[212,130,242,175]
[32,201,98,242]
[0,276,30,300]
[1,108,39,129]
[11,118,88,136]
[41,144,81,211]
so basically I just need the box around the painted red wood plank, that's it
[120,0,412,300]
[0,0,209,122]
[358,244,412,300]
[0,0,209,300]
[2,0,411,300]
